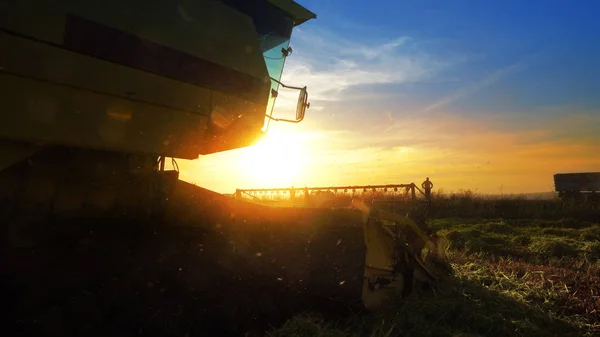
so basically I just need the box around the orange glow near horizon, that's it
[176,112,600,195]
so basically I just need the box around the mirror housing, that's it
[266,78,311,124]
[295,86,310,122]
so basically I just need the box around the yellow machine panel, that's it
[0,0,315,161]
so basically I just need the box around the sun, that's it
[236,128,309,188]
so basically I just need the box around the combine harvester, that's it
[0,0,451,335]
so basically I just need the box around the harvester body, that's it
[0,0,314,163]
[0,0,313,218]
[0,1,451,331]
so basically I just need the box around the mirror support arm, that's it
[265,114,305,123]
[266,77,310,124]
[270,77,305,91]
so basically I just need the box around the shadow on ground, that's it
[1,211,368,337]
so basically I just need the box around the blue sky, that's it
[294,0,600,116]
[180,0,600,194]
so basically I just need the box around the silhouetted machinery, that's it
[0,0,450,320]
[0,0,314,217]
[554,172,600,203]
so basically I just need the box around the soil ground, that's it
[1,200,367,337]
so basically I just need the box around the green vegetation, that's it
[267,218,600,337]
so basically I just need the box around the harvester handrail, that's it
[237,183,417,193]
[413,185,427,197]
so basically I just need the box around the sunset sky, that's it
[179,0,600,194]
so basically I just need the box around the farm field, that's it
[3,186,599,337]
[267,217,600,337]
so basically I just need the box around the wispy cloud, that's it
[423,64,520,113]
[422,51,542,113]
[277,27,453,106]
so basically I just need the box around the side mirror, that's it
[265,78,312,124]
[295,86,310,122]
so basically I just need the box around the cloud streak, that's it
[278,27,452,106]
[423,63,522,113]
[422,51,543,113]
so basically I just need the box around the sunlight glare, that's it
[236,128,309,188]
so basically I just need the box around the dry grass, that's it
[267,218,600,337]
[247,188,599,221]
[425,190,599,220]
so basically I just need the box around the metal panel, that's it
[267,0,317,25]
[58,0,270,82]
[0,31,213,115]
[62,14,266,101]
[0,0,66,44]
[554,172,600,192]
[0,72,208,159]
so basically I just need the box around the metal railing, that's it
[235,183,429,204]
